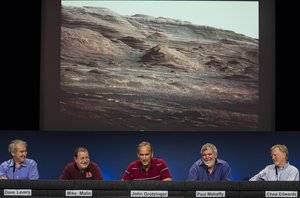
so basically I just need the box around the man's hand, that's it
[1,175,8,179]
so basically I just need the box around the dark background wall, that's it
[1,131,300,181]
[1,0,300,182]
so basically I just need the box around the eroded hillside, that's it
[60,5,259,131]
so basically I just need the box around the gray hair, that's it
[201,143,218,156]
[8,139,27,153]
[137,141,153,154]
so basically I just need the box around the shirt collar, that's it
[279,161,290,170]
[138,158,154,171]
[9,159,28,168]
[74,162,91,172]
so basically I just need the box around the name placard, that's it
[65,190,92,197]
[131,190,168,197]
[265,191,298,197]
[196,191,225,197]
[4,189,32,196]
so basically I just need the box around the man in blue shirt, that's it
[249,144,299,181]
[188,143,232,181]
[0,139,39,179]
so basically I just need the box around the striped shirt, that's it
[122,158,171,180]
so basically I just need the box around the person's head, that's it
[200,143,218,168]
[73,147,90,170]
[137,141,153,167]
[8,139,28,164]
[270,144,288,168]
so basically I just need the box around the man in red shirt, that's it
[122,141,172,181]
[59,147,103,180]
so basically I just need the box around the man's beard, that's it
[204,160,215,168]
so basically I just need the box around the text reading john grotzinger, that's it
[131,190,168,197]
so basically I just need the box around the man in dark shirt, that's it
[122,141,172,181]
[59,147,103,180]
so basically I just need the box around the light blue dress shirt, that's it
[249,162,299,181]
[0,158,39,179]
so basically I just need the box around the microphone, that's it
[12,162,16,179]
[275,166,278,181]
[13,162,16,173]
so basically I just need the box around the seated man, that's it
[0,139,39,179]
[188,143,232,181]
[249,144,299,181]
[59,146,104,180]
[122,141,172,181]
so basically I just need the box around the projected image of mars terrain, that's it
[60,6,259,131]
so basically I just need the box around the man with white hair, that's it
[188,143,232,181]
[0,139,39,179]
